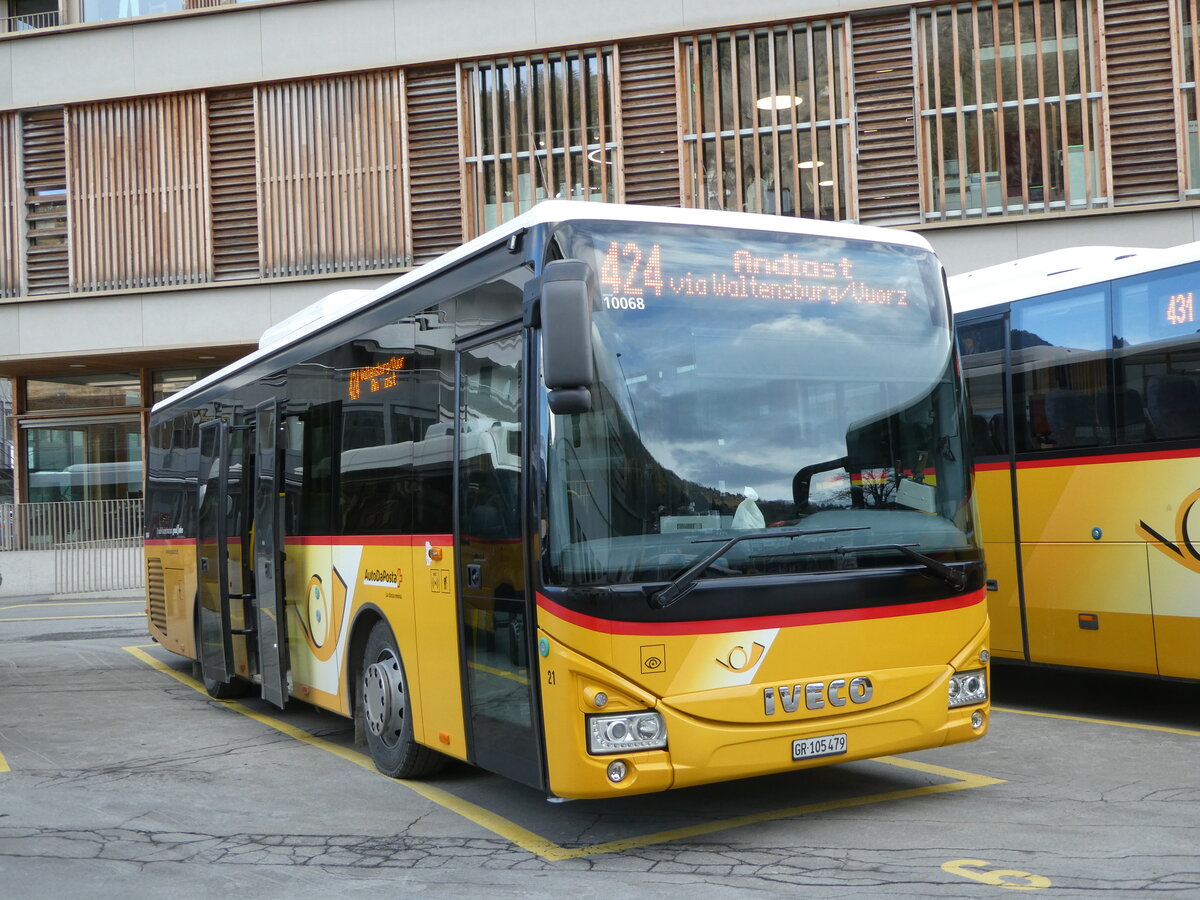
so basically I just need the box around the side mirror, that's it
[541,259,595,415]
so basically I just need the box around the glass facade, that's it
[918,0,1106,219]
[463,49,618,234]
[681,22,852,221]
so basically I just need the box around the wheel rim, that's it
[363,648,406,747]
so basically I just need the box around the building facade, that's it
[2,0,1200,503]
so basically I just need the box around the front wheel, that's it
[360,620,446,778]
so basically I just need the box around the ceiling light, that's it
[756,94,803,111]
[798,160,825,170]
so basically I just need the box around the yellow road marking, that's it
[993,705,1200,738]
[0,750,9,773]
[127,643,1004,861]
[0,599,143,611]
[467,660,529,685]
[2,613,145,622]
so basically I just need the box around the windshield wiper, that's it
[756,542,968,592]
[647,526,870,610]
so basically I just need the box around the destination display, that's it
[348,355,407,401]
[595,238,913,311]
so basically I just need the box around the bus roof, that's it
[948,241,1200,315]
[157,201,935,414]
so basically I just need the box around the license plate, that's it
[792,732,847,761]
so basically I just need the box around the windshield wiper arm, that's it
[756,542,968,592]
[647,526,870,610]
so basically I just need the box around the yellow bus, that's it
[144,202,989,799]
[952,241,1200,680]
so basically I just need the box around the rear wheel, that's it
[360,620,446,778]
[193,611,249,700]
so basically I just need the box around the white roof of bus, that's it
[158,201,935,413]
[949,241,1200,315]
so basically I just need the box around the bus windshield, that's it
[545,220,978,589]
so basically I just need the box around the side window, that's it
[413,301,456,535]
[1011,287,1112,453]
[285,358,338,537]
[958,318,1009,458]
[338,318,417,536]
[1113,262,1200,443]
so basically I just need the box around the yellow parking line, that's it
[993,705,1200,738]
[0,750,9,773]
[127,643,1005,861]
[1,613,145,622]
[0,600,143,611]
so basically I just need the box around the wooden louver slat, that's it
[208,88,260,281]
[616,40,681,207]
[260,71,407,278]
[69,95,211,292]
[22,108,69,295]
[850,11,922,226]
[0,114,21,298]
[404,66,463,264]
[1101,0,1182,204]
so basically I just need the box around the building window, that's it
[24,372,141,412]
[5,0,59,31]
[462,48,618,235]
[680,21,852,220]
[1183,0,1200,196]
[917,0,1106,220]
[24,418,142,502]
[152,367,213,405]
[82,0,183,21]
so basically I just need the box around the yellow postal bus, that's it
[953,242,1200,680]
[144,202,989,799]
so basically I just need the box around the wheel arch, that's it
[346,603,387,717]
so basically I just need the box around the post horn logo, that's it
[716,641,766,673]
[1138,488,1200,574]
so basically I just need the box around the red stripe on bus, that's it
[282,534,453,547]
[535,588,986,636]
[972,447,1200,471]
[973,461,1009,473]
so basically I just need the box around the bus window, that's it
[1113,260,1200,443]
[1011,287,1112,453]
[958,318,1008,457]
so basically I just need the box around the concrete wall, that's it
[0,550,55,598]
[921,206,1200,276]
[0,273,389,360]
[0,0,910,112]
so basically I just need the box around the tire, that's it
[360,620,446,778]
[194,611,249,700]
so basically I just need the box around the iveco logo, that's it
[763,677,873,715]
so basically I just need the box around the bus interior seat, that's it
[971,414,999,456]
[1146,374,1200,439]
[1044,389,1099,448]
[1099,386,1150,444]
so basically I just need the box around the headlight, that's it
[948,668,988,708]
[586,711,667,754]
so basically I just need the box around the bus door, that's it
[196,419,235,683]
[456,332,545,789]
[253,399,289,708]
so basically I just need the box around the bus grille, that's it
[146,558,167,633]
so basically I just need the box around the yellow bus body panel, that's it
[971,464,1023,657]
[536,595,989,799]
[976,451,1200,678]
